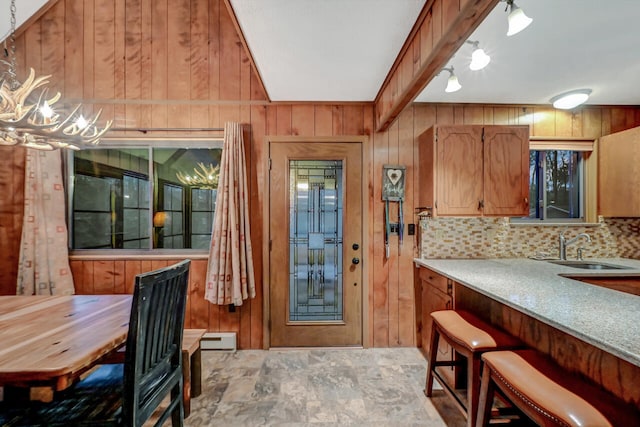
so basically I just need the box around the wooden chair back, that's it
[122,259,191,426]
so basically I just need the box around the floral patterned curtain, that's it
[205,122,256,306]
[17,150,74,295]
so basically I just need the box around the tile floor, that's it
[184,347,459,427]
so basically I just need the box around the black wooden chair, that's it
[0,259,191,427]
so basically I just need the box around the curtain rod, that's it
[109,127,224,133]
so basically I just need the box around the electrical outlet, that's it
[390,223,399,233]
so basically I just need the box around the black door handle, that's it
[352,258,360,265]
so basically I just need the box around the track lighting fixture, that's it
[550,89,592,110]
[505,0,533,36]
[465,40,491,70]
[442,67,461,93]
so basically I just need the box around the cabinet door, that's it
[436,126,483,215]
[598,126,640,217]
[483,126,529,216]
[422,284,455,385]
[419,268,455,385]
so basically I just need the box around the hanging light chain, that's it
[7,0,18,88]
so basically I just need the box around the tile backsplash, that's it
[418,216,640,260]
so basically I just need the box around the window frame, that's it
[65,138,223,256]
[510,137,597,226]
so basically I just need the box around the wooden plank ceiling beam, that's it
[374,0,500,132]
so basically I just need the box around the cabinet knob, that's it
[352,258,360,265]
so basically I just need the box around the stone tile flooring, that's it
[184,347,452,427]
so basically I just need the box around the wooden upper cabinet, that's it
[436,126,484,215]
[598,126,640,217]
[483,126,530,215]
[419,125,529,217]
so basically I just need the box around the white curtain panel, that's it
[205,122,256,306]
[17,150,75,295]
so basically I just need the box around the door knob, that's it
[352,257,360,265]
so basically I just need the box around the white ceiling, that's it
[232,0,640,106]
[229,0,426,101]
[416,0,640,106]
[4,0,640,108]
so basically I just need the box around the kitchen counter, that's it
[414,258,640,367]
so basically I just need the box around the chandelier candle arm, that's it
[176,162,221,189]
[0,0,111,150]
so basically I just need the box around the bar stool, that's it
[477,350,639,427]
[425,310,523,427]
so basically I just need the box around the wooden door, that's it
[436,126,483,215]
[269,141,363,347]
[483,126,529,216]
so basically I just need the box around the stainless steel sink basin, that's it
[547,260,632,270]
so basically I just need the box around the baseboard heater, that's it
[200,332,236,352]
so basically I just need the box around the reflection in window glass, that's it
[69,144,222,250]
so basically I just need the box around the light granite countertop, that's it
[414,257,640,367]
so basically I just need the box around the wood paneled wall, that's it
[1,0,640,349]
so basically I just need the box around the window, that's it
[524,149,584,221]
[67,140,222,251]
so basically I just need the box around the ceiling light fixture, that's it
[442,67,461,93]
[465,40,491,71]
[550,89,592,110]
[0,0,111,150]
[505,0,533,36]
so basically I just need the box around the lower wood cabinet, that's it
[418,266,457,387]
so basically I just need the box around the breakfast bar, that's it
[414,257,640,409]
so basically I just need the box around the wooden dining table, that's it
[0,294,131,397]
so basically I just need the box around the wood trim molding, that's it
[222,0,271,102]
[374,0,499,132]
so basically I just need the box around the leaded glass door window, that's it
[289,160,343,322]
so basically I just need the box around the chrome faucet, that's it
[558,232,591,260]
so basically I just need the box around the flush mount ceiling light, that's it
[0,0,111,150]
[442,67,462,93]
[550,89,592,110]
[505,0,533,36]
[465,40,491,71]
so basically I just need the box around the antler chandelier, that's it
[0,0,111,150]
[176,163,220,189]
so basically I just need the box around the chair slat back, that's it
[122,259,191,426]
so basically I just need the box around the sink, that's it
[547,260,632,270]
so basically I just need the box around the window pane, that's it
[520,149,582,221]
[69,144,220,250]
[71,148,150,249]
[153,148,221,249]
[74,212,112,248]
[545,151,581,219]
